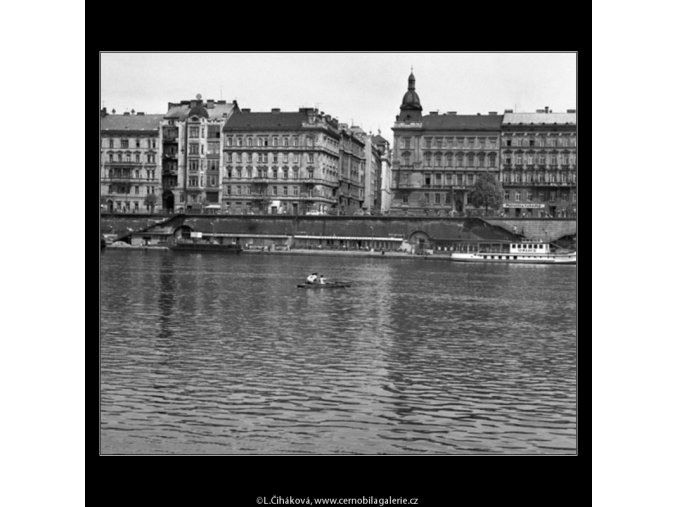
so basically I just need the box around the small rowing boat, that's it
[297,282,351,289]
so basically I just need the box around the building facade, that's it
[221,108,343,215]
[100,109,163,213]
[500,110,577,217]
[160,96,238,213]
[374,135,393,213]
[337,125,366,215]
[391,72,502,215]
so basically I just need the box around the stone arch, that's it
[173,225,193,240]
[408,230,431,251]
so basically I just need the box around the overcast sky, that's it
[101,52,576,144]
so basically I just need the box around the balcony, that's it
[105,160,145,166]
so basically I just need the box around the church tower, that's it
[396,70,423,122]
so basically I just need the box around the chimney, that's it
[504,109,513,113]
[207,99,214,108]
[447,111,457,115]
[567,109,576,113]
[488,111,497,115]
[111,108,116,114]
[123,111,130,115]
[271,108,280,113]
[241,108,251,113]
[545,106,550,113]
[536,109,546,113]
[429,111,438,116]
[100,107,107,117]
[131,109,135,114]
[136,112,145,115]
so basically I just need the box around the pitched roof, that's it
[100,114,163,132]
[223,111,309,131]
[503,112,576,125]
[422,114,503,130]
[372,134,389,146]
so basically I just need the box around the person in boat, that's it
[306,272,318,284]
[319,274,326,285]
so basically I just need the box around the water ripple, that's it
[101,250,577,454]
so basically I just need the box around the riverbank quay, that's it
[101,214,576,251]
[103,244,456,261]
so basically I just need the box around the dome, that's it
[188,103,209,119]
[401,90,422,110]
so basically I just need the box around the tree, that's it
[468,173,503,216]
[144,193,158,213]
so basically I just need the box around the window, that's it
[189,127,199,138]
[272,137,278,146]
[308,153,314,164]
[527,192,533,201]
[109,139,114,148]
[283,186,288,195]
[236,153,242,163]
[424,153,431,166]
[247,153,253,163]
[226,137,232,147]
[236,137,242,147]
[435,154,442,167]
[515,192,521,202]
[283,168,288,179]
[506,139,512,147]
[424,174,431,186]
[434,193,441,204]
[258,153,267,164]
[467,174,475,185]
[207,142,219,155]
[135,186,139,194]
[293,186,299,196]
[189,160,199,172]
[208,159,219,171]
[425,138,432,148]
[293,168,299,179]
[402,194,408,204]
[435,173,442,185]
[272,153,278,163]
[121,139,129,148]
[189,143,199,155]
[424,193,430,203]
[247,137,253,146]
[272,186,278,195]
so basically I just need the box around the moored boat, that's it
[450,240,575,264]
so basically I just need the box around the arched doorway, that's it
[163,191,175,213]
[408,230,432,253]
[173,225,193,241]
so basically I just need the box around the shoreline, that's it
[104,244,449,260]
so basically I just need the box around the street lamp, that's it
[369,225,374,251]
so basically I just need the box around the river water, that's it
[100,249,577,454]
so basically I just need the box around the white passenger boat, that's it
[450,241,576,264]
